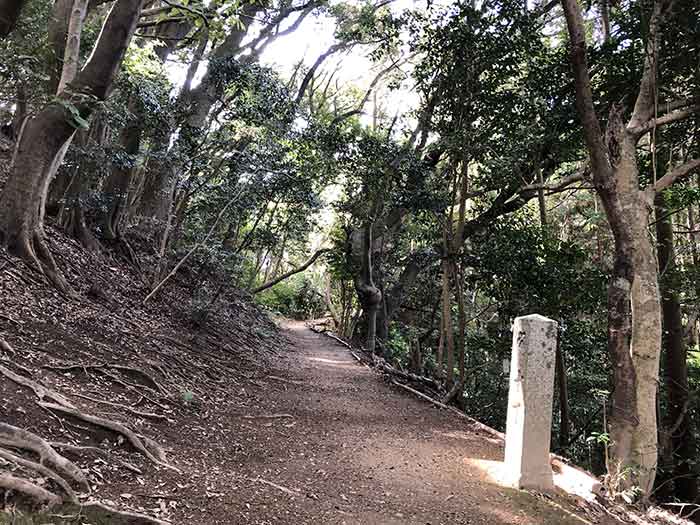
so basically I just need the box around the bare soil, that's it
[0,229,687,524]
[214,321,599,525]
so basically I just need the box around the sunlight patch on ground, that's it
[306,356,356,368]
[464,457,510,485]
[464,458,595,525]
[464,457,596,525]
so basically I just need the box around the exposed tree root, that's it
[0,447,77,503]
[139,436,170,464]
[0,423,89,490]
[73,392,168,421]
[3,226,74,295]
[0,362,76,408]
[43,362,166,394]
[49,442,143,474]
[80,500,172,524]
[37,402,180,473]
[0,473,62,507]
[0,339,15,355]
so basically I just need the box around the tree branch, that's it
[144,191,243,303]
[519,164,589,193]
[295,42,351,104]
[653,158,700,193]
[629,103,700,136]
[560,0,611,182]
[628,0,675,129]
[252,248,330,294]
[237,1,320,59]
[332,56,407,125]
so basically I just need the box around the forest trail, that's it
[211,321,600,525]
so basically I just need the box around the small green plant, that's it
[586,431,610,446]
[181,390,195,404]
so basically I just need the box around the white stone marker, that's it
[504,314,557,491]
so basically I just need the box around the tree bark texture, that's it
[354,221,382,355]
[655,193,698,504]
[0,0,144,287]
[561,0,667,496]
[57,0,90,93]
[100,96,142,240]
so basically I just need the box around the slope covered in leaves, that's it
[0,216,288,522]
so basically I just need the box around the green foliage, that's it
[256,275,324,320]
[55,99,90,130]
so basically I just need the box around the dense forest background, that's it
[1,0,699,516]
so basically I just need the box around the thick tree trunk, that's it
[0,105,80,289]
[595,151,661,497]
[597,151,661,496]
[354,221,382,355]
[375,256,423,343]
[0,0,25,38]
[655,193,698,504]
[0,0,144,287]
[137,139,173,225]
[560,0,670,498]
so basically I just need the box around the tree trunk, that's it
[435,315,445,380]
[137,137,173,225]
[57,0,89,93]
[454,261,466,404]
[554,328,570,447]
[47,0,74,93]
[687,201,700,346]
[100,95,142,240]
[56,122,103,251]
[600,0,610,43]
[0,0,144,288]
[409,339,422,374]
[354,221,382,355]
[561,0,668,497]
[655,193,698,504]
[441,259,455,386]
[602,155,661,497]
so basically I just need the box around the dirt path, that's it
[187,321,598,525]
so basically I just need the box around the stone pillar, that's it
[504,314,557,491]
